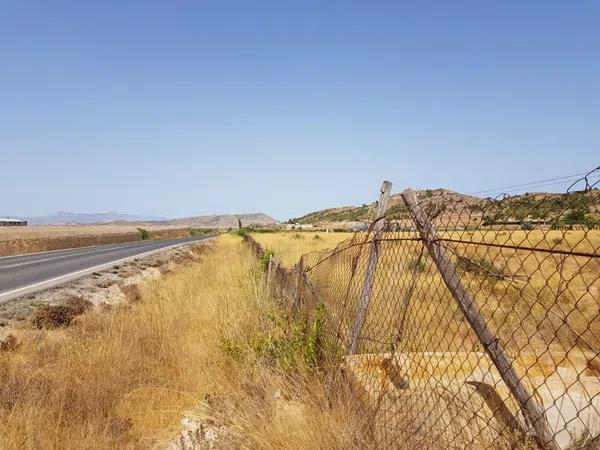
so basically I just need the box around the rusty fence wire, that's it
[250,174,600,449]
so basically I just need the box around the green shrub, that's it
[520,221,534,231]
[260,251,274,270]
[189,228,213,236]
[408,259,425,272]
[233,227,249,237]
[456,255,504,279]
[584,215,599,229]
[137,228,149,240]
[305,304,326,368]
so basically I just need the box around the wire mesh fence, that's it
[250,171,600,449]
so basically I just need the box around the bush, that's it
[565,209,586,224]
[189,228,213,236]
[121,284,142,303]
[260,251,274,270]
[482,216,497,226]
[520,221,534,231]
[456,255,504,280]
[31,297,92,329]
[137,228,150,240]
[221,304,328,370]
[408,259,425,272]
[584,215,599,230]
[233,227,249,237]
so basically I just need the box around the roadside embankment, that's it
[0,234,367,449]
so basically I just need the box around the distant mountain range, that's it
[23,211,167,225]
[114,213,279,228]
[21,211,278,228]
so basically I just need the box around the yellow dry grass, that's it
[253,229,600,353]
[253,230,600,448]
[0,234,367,449]
[250,232,352,268]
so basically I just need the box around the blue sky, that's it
[1,1,598,220]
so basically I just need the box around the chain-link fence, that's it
[249,172,600,449]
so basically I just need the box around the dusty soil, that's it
[0,240,211,327]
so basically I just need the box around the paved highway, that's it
[0,236,212,303]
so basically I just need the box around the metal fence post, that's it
[349,180,393,354]
[401,189,557,450]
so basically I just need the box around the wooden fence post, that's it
[266,254,273,289]
[349,181,393,354]
[401,189,557,450]
[293,257,305,309]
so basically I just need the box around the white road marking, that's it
[0,240,162,269]
[0,237,213,302]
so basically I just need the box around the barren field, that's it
[0,225,173,241]
[257,228,600,448]
[0,225,196,257]
[249,231,352,268]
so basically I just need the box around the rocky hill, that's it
[288,188,599,226]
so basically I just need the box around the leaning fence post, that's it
[349,180,393,354]
[401,189,557,450]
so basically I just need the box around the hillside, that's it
[288,189,483,224]
[288,188,600,225]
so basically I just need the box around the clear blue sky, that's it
[1,1,599,220]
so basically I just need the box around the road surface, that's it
[0,236,212,303]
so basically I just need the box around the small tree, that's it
[584,215,598,230]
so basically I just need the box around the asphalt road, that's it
[0,236,212,303]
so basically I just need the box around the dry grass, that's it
[261,229,600,351]
[0,234,368,449]
[250,232,352,268]
[254,229,600,447]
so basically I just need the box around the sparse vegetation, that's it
[250,232,352,268]
[189,227,214,236]
[0,236,367,449]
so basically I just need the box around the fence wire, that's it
[279,183,600,450]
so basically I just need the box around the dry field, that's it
[0,235,368,449]
[0,225,192,257]
[248,229,600,448]
[0,225,157,241]
[249,231,352,268]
